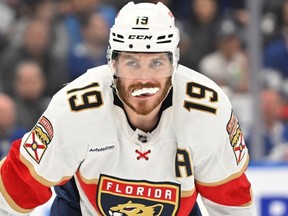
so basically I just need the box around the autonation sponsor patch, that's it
[89,145,115,153]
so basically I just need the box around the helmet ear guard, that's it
[107,1,180,75]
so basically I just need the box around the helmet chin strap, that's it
[111,76,119,95]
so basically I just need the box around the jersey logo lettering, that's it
[88,145,115,153]
[128,35,153,40]
[226,110,247,165]
[97,175,180,216]
[175,148,193,178]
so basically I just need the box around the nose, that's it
[135,77,153,84]
[136,66,154,80]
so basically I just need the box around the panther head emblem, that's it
[108,200,163,216]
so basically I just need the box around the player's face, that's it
[113,52,173,115]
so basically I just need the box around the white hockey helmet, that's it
[107,1,180,75]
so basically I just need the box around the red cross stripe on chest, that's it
[24,131,46,162]
[135,149,151,160]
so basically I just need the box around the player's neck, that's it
[124,105,161,133]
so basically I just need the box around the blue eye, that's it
[151,60,162,67]
[127,61,139,67]
[151,60,163,67]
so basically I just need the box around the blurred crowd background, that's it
[0,0,288,162]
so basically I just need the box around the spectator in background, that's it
[263,0,288,80]
[67,10,109,81]
[263,29,288,81]
[35,0,70,60]
[215,0,249,43]
[261,0,287,46]
[13,61,51,129]
[8,0,69,60]
[245,87,288,160]
[0,0,15,57]
[63,0,116,52]
[179,0,220,71]
[0,17,68,97]
[0,93,27,159]
[0,0,15,91]
[199,19,249,94]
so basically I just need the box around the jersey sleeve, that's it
[0,91,86,215]
[172,66,256,215]
[192,95,255,215]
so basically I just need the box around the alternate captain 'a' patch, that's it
[97,174,180,216]
[23,116,54,163]
[226,110,247,165]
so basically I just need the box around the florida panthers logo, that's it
[97,175,180,215]
[109,201,163,216]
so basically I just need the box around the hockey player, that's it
[0,2,256,215]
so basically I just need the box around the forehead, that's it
[118,52,170,60]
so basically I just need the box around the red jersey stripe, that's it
[0,139,52,210]
[195,173,252,206]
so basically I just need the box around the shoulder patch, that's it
[226,110,247,165]
[23,116,54,163]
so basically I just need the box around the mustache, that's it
[129,82,159,89]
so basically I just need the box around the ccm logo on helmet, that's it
[128,35,153,40]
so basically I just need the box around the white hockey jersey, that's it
[0,65,255,215]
